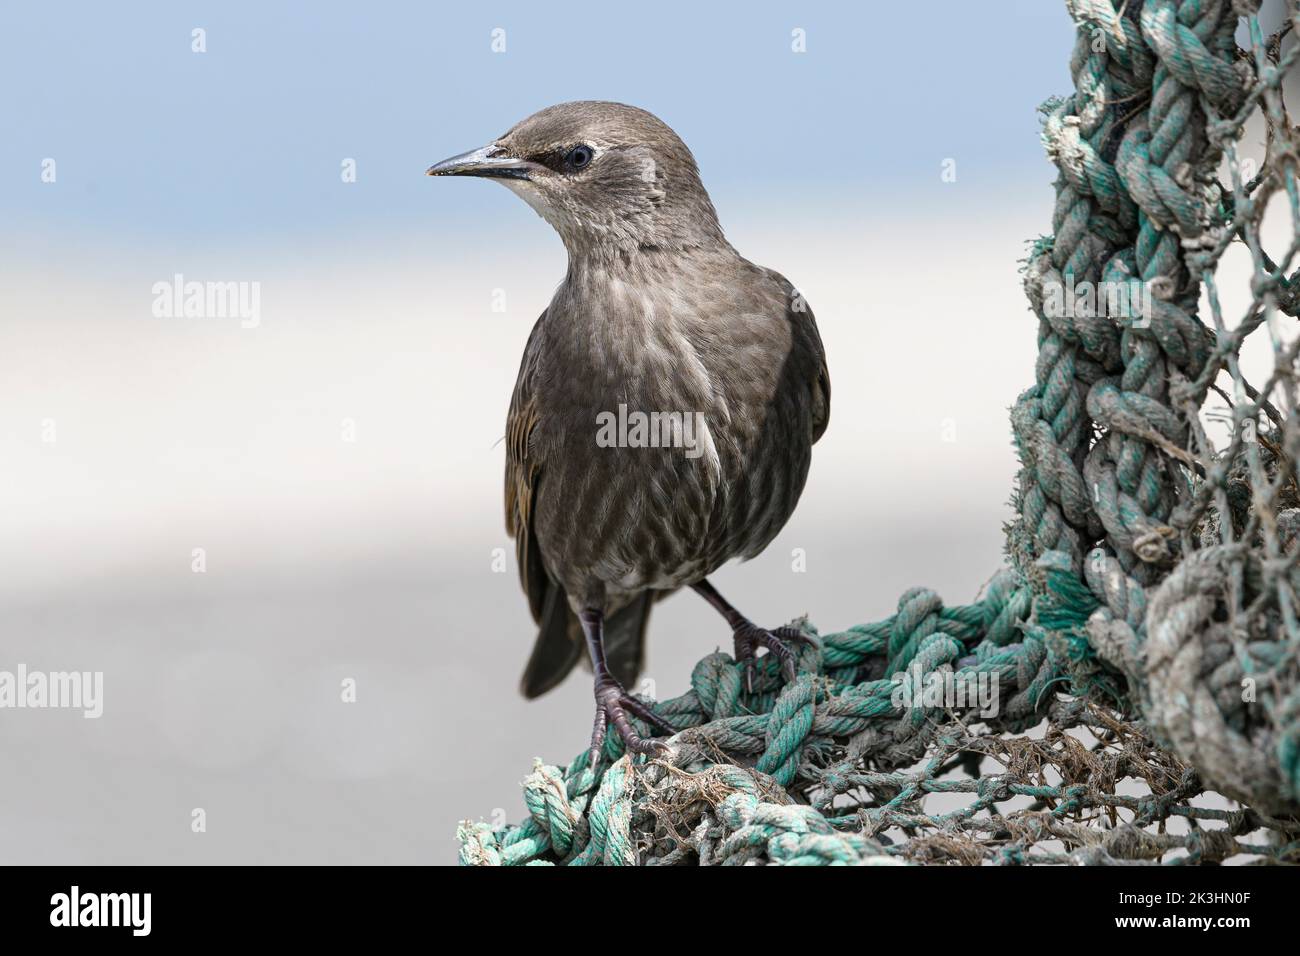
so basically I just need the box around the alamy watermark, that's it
[50,886,150,936]
[595,403,708,460]
[891,662,999,718]
[1042,277,1152,326]
[0,665,103,718]
[151,273,261,328]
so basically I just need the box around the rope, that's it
[459,0,1300,865]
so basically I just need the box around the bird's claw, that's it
[733,623,809,691]
[588,677,675,769]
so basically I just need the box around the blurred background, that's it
[0,1,1290,863]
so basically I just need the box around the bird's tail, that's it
[519,589,653,699]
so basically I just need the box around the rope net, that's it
[458,0,1300,865]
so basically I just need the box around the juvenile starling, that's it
[428,101,830,762]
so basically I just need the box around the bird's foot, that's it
[588,675,675,768]
[733,622,810,691]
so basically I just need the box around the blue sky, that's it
[2,1,1072,252]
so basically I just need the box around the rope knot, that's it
[755,675,823,786]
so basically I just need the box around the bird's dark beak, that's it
[426,144,532,181]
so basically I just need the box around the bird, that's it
[428,101,830,765]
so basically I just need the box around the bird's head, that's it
[427,101,724,259]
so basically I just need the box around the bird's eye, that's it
[565,145,594,170]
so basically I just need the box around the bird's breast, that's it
[527,257,811,596]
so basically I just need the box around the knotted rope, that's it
[460,0,1300,864]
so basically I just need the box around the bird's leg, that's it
[578,607,675,768]
[691,579,809,691]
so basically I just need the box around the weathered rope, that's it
[459,0,1300,864]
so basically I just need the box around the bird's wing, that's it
[809,329,831,445]
[765,268,831,444]
[505,310,549,623]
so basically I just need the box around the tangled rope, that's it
[459,0,1300,864]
